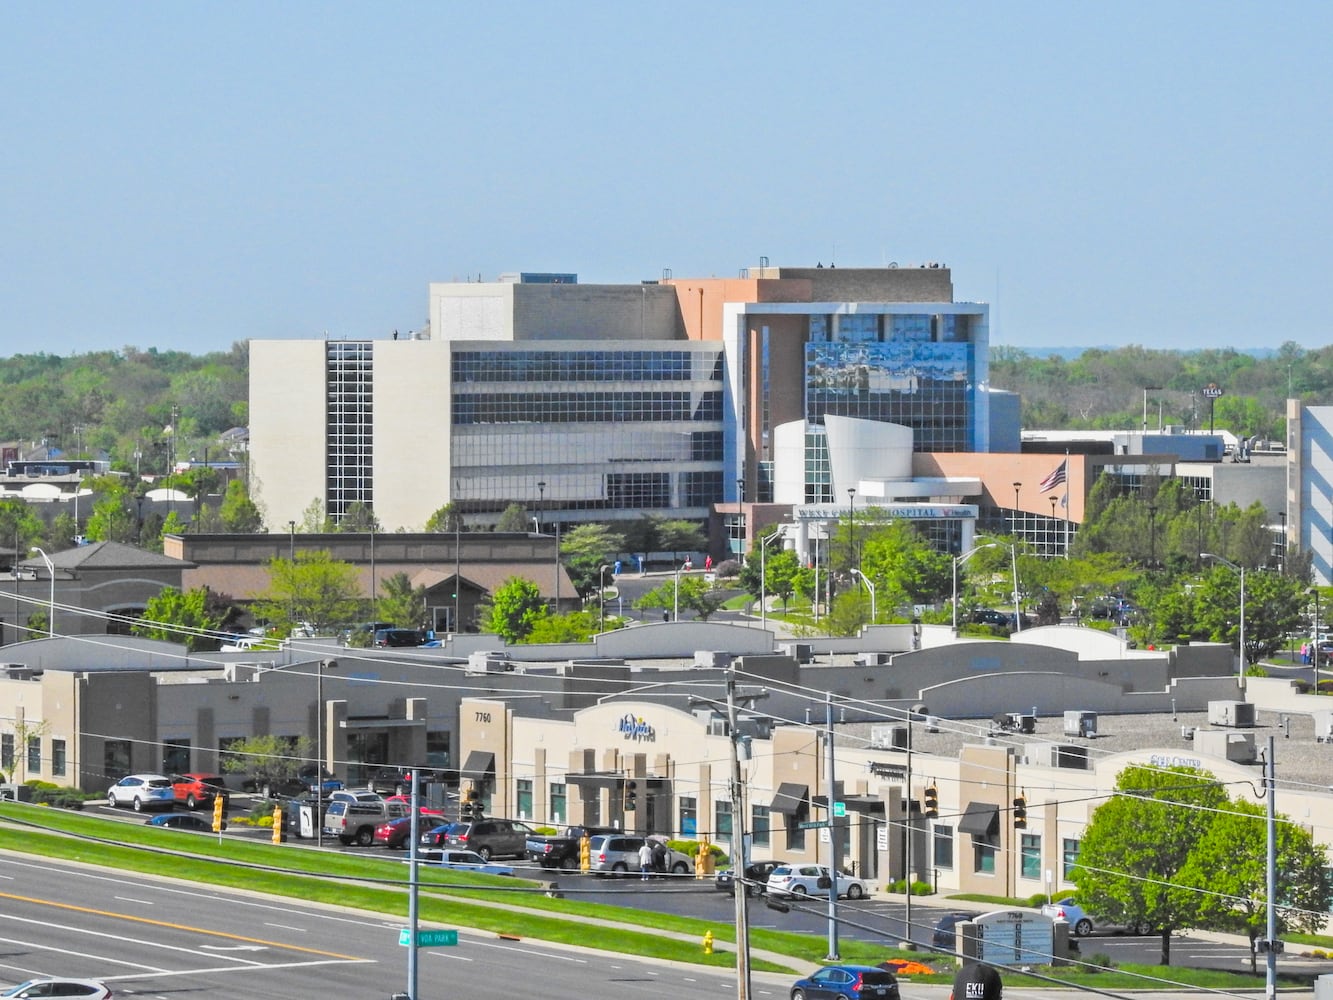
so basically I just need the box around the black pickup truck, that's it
[525,825,620,869]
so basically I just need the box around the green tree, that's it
[219,479,264,532]
[523,611,609,644]
[251,550,363,634]
[377,572,425,630]
[0,499,44,557]
[338,501,379,532]
[1074,764,1229,965]
[826,589,872,636]
[483,576,548,642]
[220,734,312,798]
[858,518,953,612]
[654,518,705,563]
[299,497,333,532]
[132,586,225,652]
[634,575,726,621]
[559,523,626,596]
[496,503,531,533]
[49,511,78,551]
[1179,797,1333,971]
[83,476,135,543]
[1192,567,1304,664]
[424,502,464,532]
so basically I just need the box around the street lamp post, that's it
[536,481,545,533]
[32,547,55,637]
[1011,482,1022,541]
[846,488,856,569]
[673,564,681,622]
[1310,587,1321,694]
[316,658,338,848]
[952,543,999,634]
[849,568,876,622]
[1202,553,1246,691]
[599,564,610,633]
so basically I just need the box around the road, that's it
[0,852,787,1000]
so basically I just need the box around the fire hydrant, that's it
[702,930,714,955]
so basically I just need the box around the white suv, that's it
[766,863,869,899]
[107,773,175,812]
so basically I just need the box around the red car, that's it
[383,795,445,818]
[373,816,415,849]
[171,773,230,810]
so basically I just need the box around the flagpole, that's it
[1063,450,1070,559]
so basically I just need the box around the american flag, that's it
[1039,459,1067,494]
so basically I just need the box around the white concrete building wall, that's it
[825,415,914,493]
[771,420,807,504]
[249,339,331,529]
[371,340,453,530]
[1297,405,1333,585]
[428,282,513,342]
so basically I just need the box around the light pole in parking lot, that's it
[316,658,338,847]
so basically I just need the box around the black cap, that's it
[951,962,1002,1000]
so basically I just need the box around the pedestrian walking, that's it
[638,841,654,880]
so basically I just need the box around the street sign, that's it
[798,819,829,829]
[832,802,846,817]
[399,928,458,947]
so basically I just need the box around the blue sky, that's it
[3,3,1329,357]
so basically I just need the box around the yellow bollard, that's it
[702,930,714,955]
[271,805,283,844]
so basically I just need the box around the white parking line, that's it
[0,933,168,972]
[113,896,156,906]
[263,922,307,932]
[467,939,589,963]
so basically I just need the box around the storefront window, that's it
[26,737,40,774]
[933,825,953,869]
[973,835,997,874]
[679,797,697,837]
[516,779,533,820]
[162,739,190,775]
[1,734,12,771]
[715,800,732,839]
[751,805,770,848]
[550,783,566,824]
[1062,837,1081,878]
[104,739,131,777]
[786,810,807,851]
[1020,834,1041,880]
[51,738,66,777]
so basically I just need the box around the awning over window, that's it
[958,801,1000,837]
[769,782,809,815]
[460,750,495,781]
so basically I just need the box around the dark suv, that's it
[931,911,981,951]
[446,818,535,860]
[373,628,426,648]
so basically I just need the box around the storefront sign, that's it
[618,714,656,742]
[1147,752,1202,770]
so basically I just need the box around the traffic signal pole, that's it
[407,768,420,1000]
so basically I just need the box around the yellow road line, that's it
[0,891,363,960]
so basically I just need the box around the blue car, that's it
[145,813,213,832]
[790,965,899,1000]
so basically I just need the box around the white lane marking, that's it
[98,957,375,982]
[428,952,474,962]
[468,939,589,963]
[0,913,265,967]
[114,896,155,906]
[0,933,168,972]
[263,922,307,932]
[200,944,268,952]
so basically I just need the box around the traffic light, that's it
[623,779,637,811]
[1013,794,1027,829]
[460,786,483,821]
[923,784,939,818]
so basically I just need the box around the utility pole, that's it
[825,692,840,960]
[727,664,751,1000]
[1265,735,1277,999]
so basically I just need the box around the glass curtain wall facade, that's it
[326,341,374,522]
[451,346,726,520]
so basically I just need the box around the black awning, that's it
[769,782,809,815]
[460,750,495,781]
[841,794,886,815]
[564,772,623,790]
[958,801,1000,837]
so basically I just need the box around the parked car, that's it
[419,822,463,855]
[970,608,1012,628]
[383,794,445,818]
[107,773,175,812]
[341,621,396,646]
[930,910,981,950]
[586,833,693,876]
[715,859,787,895]
[373,628,426,648]
[1041,898,1146,936]
[446,818,536,861]
[766,863,868,900]
[436,848,515,876]
[323,794,407,846]
[365,765,452,795]
[373,816,415,849]
[0,980,112,999]
[146,813,213,832]
[790,964,899,1000]
[171,772,229,810]
[525,824,621,869]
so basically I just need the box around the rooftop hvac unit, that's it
[1194,728,1257,764]
[855,652,889,666]
[1207,701,1256,728]
[1063,711,1097,738]
[924,716,941,733]
[779,642,812,663]
[870,725,908,750]
[465,651,511,675]
[693,650,728,669]
[1026,742,1090,769]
